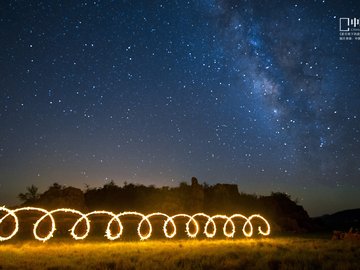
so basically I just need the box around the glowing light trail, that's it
[0,206,270,242]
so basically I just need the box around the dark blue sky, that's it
[1,0,359,216]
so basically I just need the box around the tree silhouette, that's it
[18,185,40,204]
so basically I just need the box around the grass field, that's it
[0,236,359,269]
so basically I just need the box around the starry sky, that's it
[1,0,359,216]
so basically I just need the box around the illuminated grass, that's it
[0,237,359,269]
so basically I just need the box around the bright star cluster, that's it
[0,1,359,216]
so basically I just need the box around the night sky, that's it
[1,0,359,216]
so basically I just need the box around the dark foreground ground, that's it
[0,236,359,269]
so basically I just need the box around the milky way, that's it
[0,0,359,215]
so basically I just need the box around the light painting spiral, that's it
[0,206,270,242]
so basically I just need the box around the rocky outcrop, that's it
[37,185,86,210]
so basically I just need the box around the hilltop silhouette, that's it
[18,177,314,233]
[313,209,360,232]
